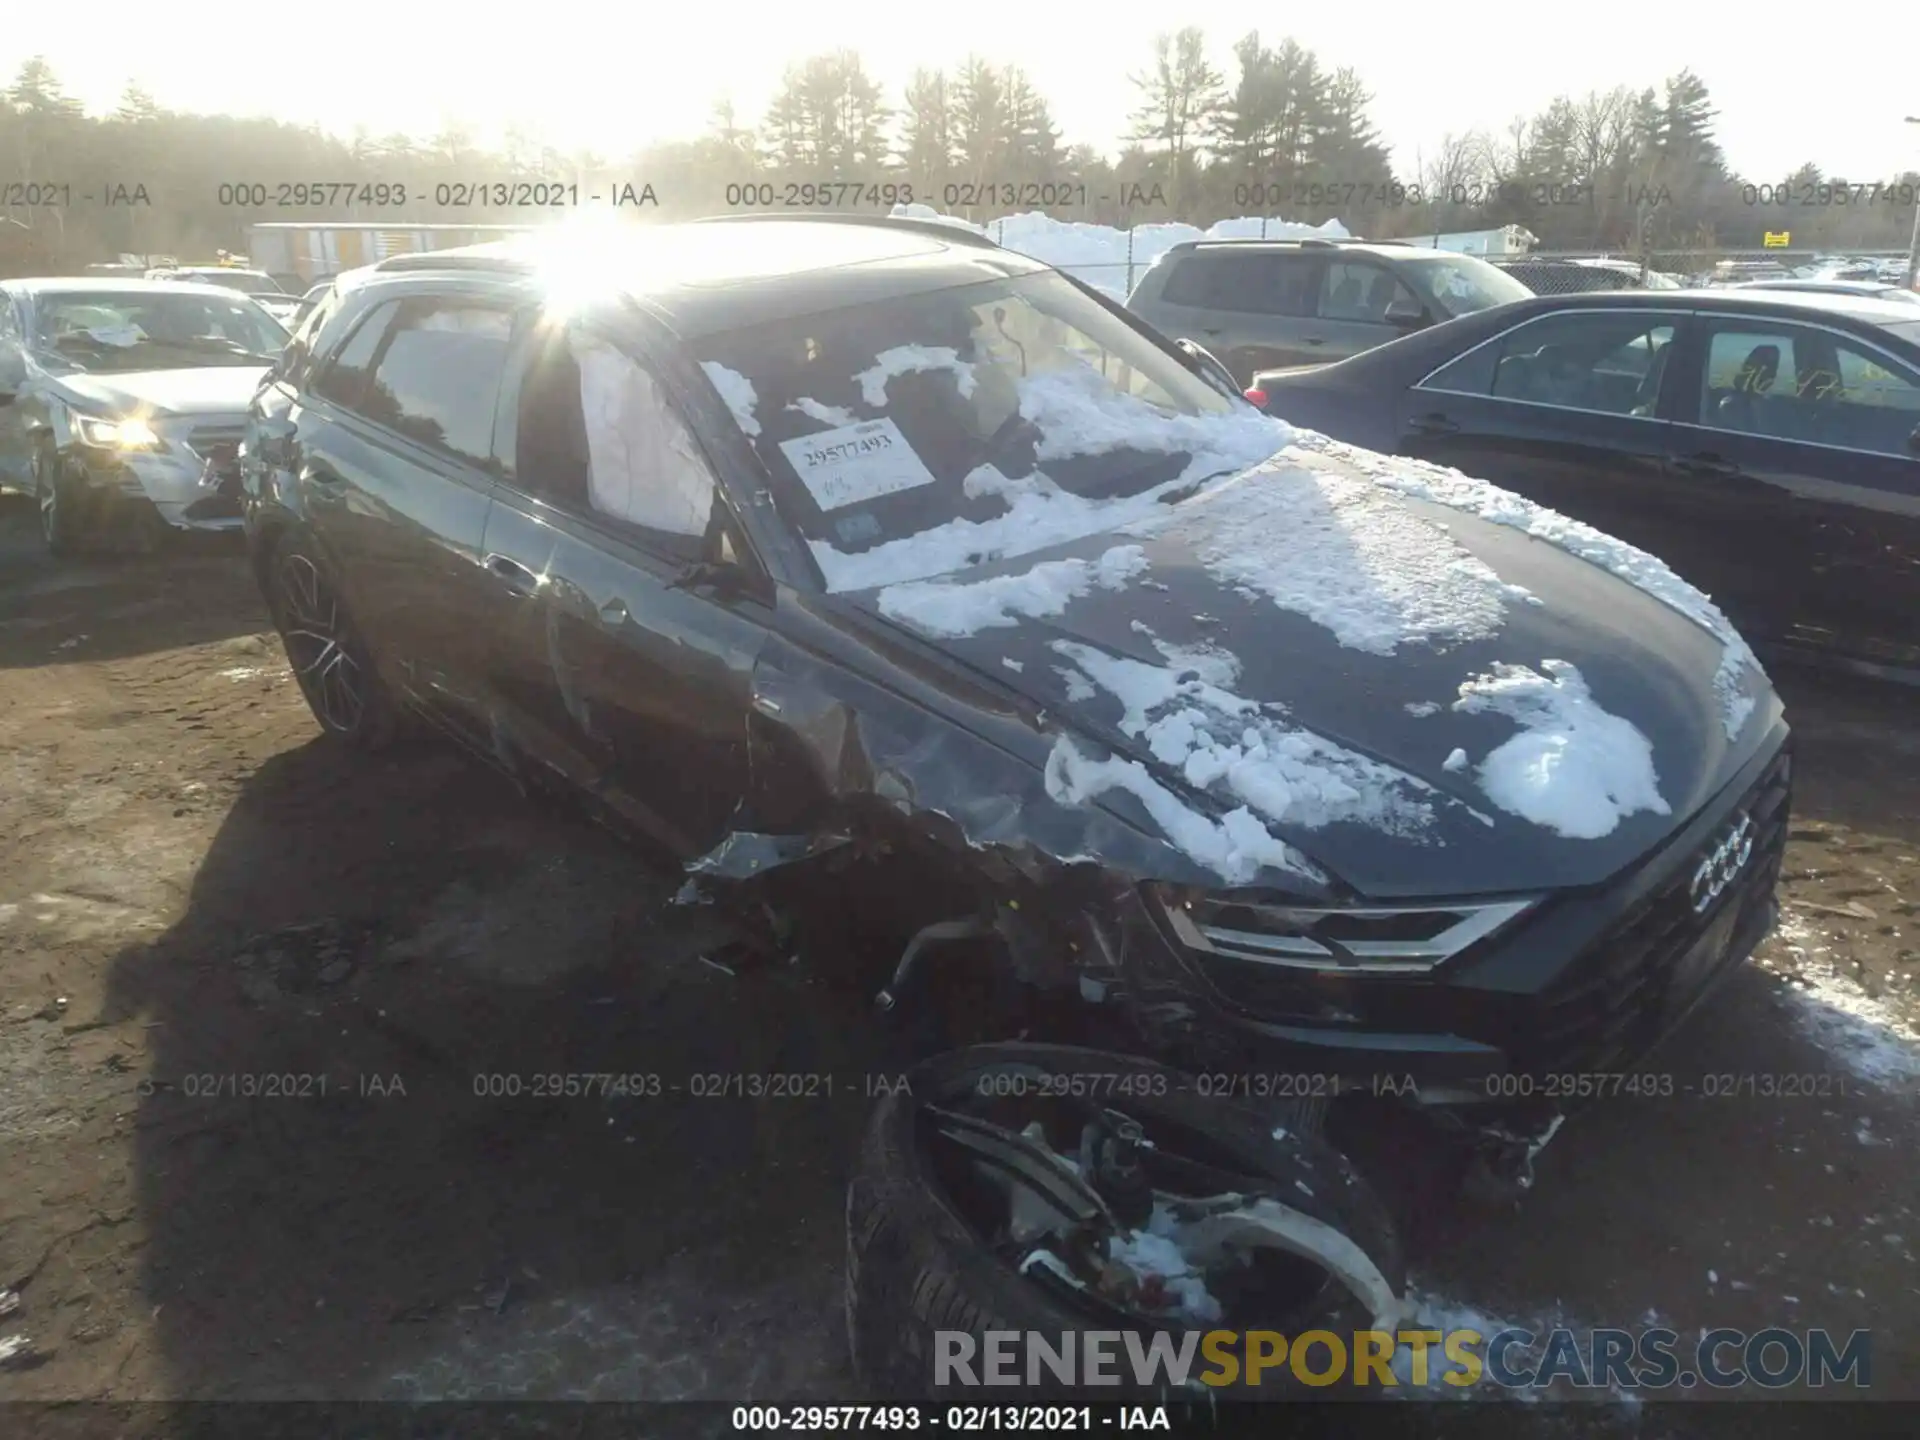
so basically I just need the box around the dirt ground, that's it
[1,491,1916,1419]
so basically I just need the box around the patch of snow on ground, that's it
[1452,660,1669,839]
[1044,737,1324,885]
[1759,910,1920,1087]
[1051,640,1441,839]
[698,361,760,437]
[1145,454,1531,657]
[1390,1286,1655,1404]
[855,345,978,407]
[876,546,1147,638]
[1309,435,1765,740]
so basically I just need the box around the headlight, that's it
[74,414,164,451]
[1154,886,1539,975]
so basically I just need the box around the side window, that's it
[1485,312,1678,416]
[1160,253,1314,316]
[0,296,18,343]
[309,301,396,408]
[361,298,514,466]
[1699,320,1920,456]
[516,326,717,555]
[1319,261,1416,323]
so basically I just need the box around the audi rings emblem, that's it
[1689,812,1755,915]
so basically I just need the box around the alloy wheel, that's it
[275,552,366,734]
[36,454,58,546]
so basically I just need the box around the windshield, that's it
[32,291,289,370]
[692,271,1289,593]
[1397,253,1532,317]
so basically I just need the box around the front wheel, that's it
[35,446,84,557]
[267,533,400,749]
[846,1043,1405,1401]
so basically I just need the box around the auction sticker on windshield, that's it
[777,418,938,512]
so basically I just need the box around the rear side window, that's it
[308,301,396,408]
[1158,252,1315,316]
[361,299,514,467]
[513,324,717,557]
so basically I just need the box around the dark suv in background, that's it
[1126,238,1532,384]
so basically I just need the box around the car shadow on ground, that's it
[100,735,881,1400]
[0,496,268,670]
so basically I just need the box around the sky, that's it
[5,3,1917,191]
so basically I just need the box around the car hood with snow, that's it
[56,365,270,418]
[838,437,1778,901]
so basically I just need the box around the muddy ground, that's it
[1,491,1916,1422]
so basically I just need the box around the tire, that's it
[265,531,401,750]
[845,1043,1404,1401]
[35,445,84,558]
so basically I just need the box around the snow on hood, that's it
[1451,660,1670,840]
[1302,434,1765,742]
[878,545,1147,637]
[59,365,268,417]
[1036,635,1452,883]
[1140,451,1539,657]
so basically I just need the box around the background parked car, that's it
[1126,237,1532,384]
[0,278,287,551]
[1735,278,1920,306]
[1252,288,1920,676]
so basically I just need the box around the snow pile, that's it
[1050,639,1441,838]
[1106,1205,1224,1326]
[698,360,760,437]
[1305,434,1765,741]
[812,384,1292,593]
[890,204,1350,299]
[855,345,978,406]
[1046,736,1325,885]
[1451,660,1670,840]
[878,545,1146,638]
[1146,451,1536,657]
[1760,910,1920,1087]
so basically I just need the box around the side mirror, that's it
[1384,299,1428,330]
[1174,337,1241,397]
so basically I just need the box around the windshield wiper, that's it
[1155,465,1239,505]
[157,336,278,361]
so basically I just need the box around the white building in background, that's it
[1393,225,1538,258]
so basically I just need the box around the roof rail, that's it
[374,245,535,275]
[691,211,1006,251]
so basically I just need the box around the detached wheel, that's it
[267,533,400,749]
[35,446,84,557]
[846,1043,1405,1401]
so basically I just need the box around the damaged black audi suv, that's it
[240,215,1790,1178]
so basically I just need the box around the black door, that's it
[1388,306,1769,607]
[1662,312,1920,668]
[476,312,769,858]
[294,290,515,743]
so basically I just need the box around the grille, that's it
[1526,744,1792,1075]
[1497,262,1645,295]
